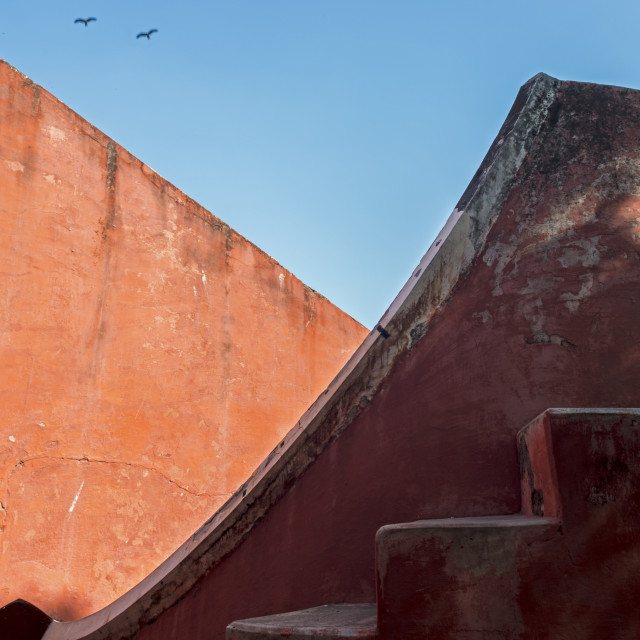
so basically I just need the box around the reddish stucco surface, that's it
[376,409,640,639]
[0,59,368,620]
[116,77,640,640]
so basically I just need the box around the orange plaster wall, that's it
[0,59,368,621]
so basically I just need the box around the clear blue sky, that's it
[1,1,638,328]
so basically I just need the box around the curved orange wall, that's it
[0,59,368,620]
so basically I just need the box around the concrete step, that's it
[226,603,378,640]
[517,408,640,525]
[376,514,559,639]
[514,409,640,637]
[375,410,640,639]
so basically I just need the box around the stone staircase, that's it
[226,409,640,639]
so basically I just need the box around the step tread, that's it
[379,513,557,534]
[227,603,377,638]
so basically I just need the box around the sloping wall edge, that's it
[0,58,348,319]
[40,72,561,640]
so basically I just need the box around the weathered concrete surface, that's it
[36,74,640,640]
[516,409,640,638]
[0,58,368,620]
[226,604,377,639]
[376,409,640,639]
[376,515,560,639]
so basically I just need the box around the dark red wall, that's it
[132,81,640,640]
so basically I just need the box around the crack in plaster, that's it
[2,455,230,525]
[524,333,578,351]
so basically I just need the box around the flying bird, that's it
[136,29,158,39]
[74,17,97,27]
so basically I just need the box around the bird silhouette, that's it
[136,29,158,39]
[74,18,97,27]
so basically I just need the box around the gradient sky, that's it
[1,0,638,328]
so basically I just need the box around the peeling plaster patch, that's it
[483,241,517,273]
[557,237,604,268]
[69,480,85,513]
[560,274,594,312]
[153,310,180,332]
[520,298,577,350]
[518,277,564,295]
[555,188,597,226]
[201,271,207,285]
[47,126,67,144]
[5,160,24,172]
[279,273,285,288]
[193,286,197,297]
[93,552,115,582]
[43,174,57,184]
[148,225,194,275]
[484,239,519,297]
[472,310,492,323]
[520,298,546,341]
[8,435,15,442]
[531,212,576,239]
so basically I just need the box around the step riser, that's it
[517,412,561,519]
[376,518,558,639]
[519,410,640,529]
